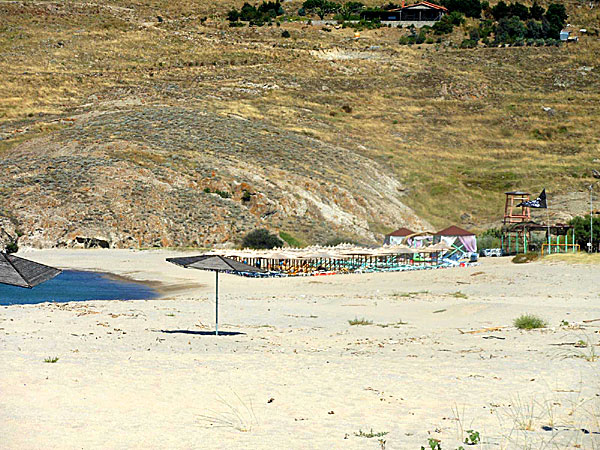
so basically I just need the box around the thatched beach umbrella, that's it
[166,255,265,335]
[0,252,62,288]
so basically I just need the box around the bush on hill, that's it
[242,229,283,249]
[5,241,18,254]
[432,11,464,35]
[227,1,285,26]
[495,15,526,43]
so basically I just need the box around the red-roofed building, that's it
[434,225,475,237]
[384,227,415,245]
[361,2,448,23]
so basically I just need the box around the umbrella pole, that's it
[215,270,219,336]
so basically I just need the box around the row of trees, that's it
[299,0,365,20]
[430,2,567,45]
[227,1,285,25]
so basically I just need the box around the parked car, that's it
[482,248,502,257]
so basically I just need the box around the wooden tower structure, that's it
[502,191,530,254]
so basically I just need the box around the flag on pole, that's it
[517,189,547,209]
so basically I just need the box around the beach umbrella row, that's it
[199,243,447,260]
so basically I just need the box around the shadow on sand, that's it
[160,329,245,336]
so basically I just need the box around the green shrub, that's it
[354,428,388,437]
[241,190,252,202]
[242,229,283,249]
[281,30,291,38]
[447,11,466,25]
[569,215,600,251]
[495,16,526,44]
[348,317,373,326]
[478,228,501,249]
[214,190,231,199]
[433,18,453,35]
[227,9,240,22]
[5,241,18,254]
[469,27,480,42]
[514,314,547,329]
[460,38,477,48]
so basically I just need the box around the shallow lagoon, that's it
[0,270,159,305]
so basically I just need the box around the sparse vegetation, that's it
[376,320,408,327]
[279,231,304,248]
[514,314,547,329]
[198,392,257,432]
[464,429,480,445]
[512,253,540,264]
[561,335,599,362]
[324,236,360,247]
[44,356,59,363]
[348,317,373,326]
[392,290,429,298]
[354,428,388,438]
[421,438,442,450]
[214,190,232,199]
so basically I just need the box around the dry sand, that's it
[1,249,599,449]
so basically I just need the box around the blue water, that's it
[0,270,159,305]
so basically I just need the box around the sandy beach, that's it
[1,249,599,449]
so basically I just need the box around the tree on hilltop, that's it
[302,0,341,19]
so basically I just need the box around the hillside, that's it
[0,0,599,248]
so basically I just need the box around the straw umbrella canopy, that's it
[0,252,61,288]
[166,255,265,336]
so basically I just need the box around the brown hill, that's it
[0,1,598,247]
[0,104,428,247]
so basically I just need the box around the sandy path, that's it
[1,249,599,449]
